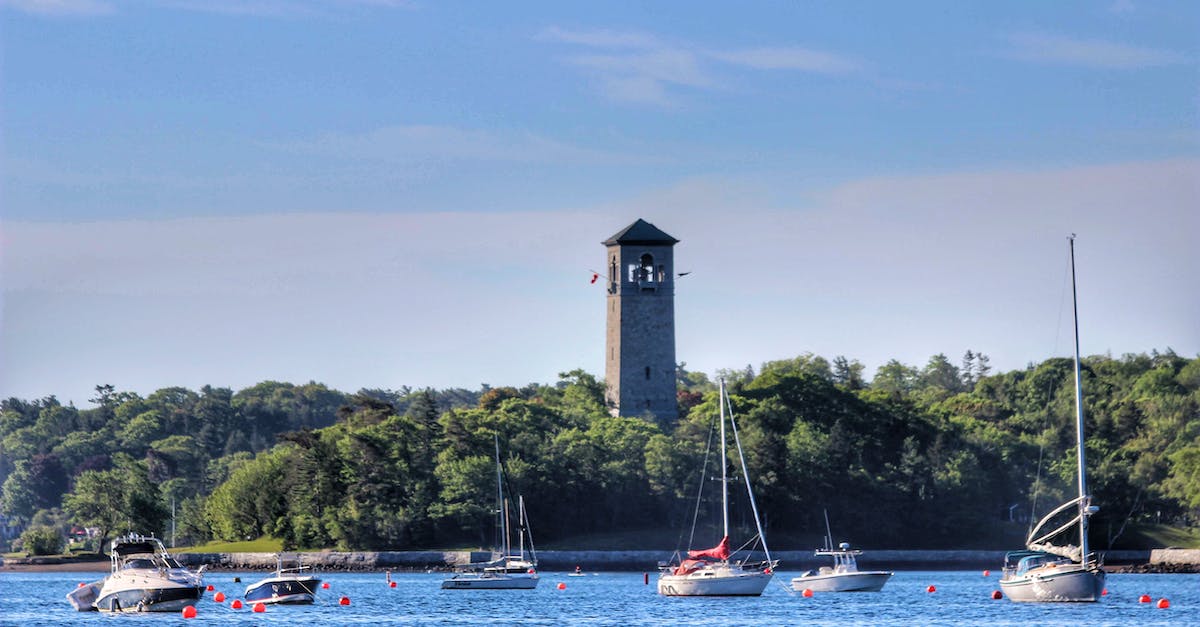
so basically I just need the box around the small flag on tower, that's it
[590,273,599,284]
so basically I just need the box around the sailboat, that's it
[791,510,892,592]
[441,436,539,590]
[658,378,778,596]
[999,235,1106,602]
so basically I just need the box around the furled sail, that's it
[687,536,730,561]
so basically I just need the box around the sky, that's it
[1,1,1197,406]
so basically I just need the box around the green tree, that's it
[18,525,63,556]
[872,359,919,394]
[63,454,167,552]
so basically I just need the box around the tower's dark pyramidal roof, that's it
[603,219,679,246]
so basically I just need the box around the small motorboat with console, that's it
[791,542,892,592]
[244,553,322,604]
[790,511,892,592]
[67,533,205,612]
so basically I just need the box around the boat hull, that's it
[658,570,773,596]
[66,580,105,611]
[245,577,321,604]
[94,585,203,612]
[791,571,892,592]
[999,564,1105,602]
[441,574,539,590]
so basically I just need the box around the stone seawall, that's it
[1150,548,1200,565]
[173,549,1152,572]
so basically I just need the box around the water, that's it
[2,570,1196,626]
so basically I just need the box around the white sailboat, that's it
[442,436,539,590]
[658,378,777,597]
[999,235,1106,602]
[791,511,892,592]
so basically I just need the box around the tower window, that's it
[639,254,655,283]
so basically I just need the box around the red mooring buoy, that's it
[206,584,214,591]
[389,581,397,588]
[990,590,1002,600]
[927,585,937,593]
[1157,598,1170,609]
[802,588,813,598]
[322,582,330,589]
[1139,594,1152,603]
[557,582,566,590]
[982,570,990,577]
[182,605,197,619]
[230,599,243,610]
[252,602,266,613]
[213,591,225,603]
[339,596,351,606]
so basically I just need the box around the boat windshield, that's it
[123,557,157,569]
[1013,553,1068,575]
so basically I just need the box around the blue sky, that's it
[1,0,1197,405]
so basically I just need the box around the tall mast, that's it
[517,495,525,558]
[728,387,772,565]
[495,434,507,557]
[1069,235,1090,560]
[719,379,729,540]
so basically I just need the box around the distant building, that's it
[602,219,679,424]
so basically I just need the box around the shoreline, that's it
[4,548,1194,573]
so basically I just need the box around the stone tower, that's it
[603,219,679,424]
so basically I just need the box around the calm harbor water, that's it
[1,569,1196,626]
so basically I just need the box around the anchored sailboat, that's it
[658,378,777,596]
[442,436,539,590]
[999,235,1106,602]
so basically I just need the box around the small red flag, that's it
[590,273,599,284]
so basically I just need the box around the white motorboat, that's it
[244,553,321,604]
[67,533,205,612]
[791,542,892,592]
[999,235,1105,603]
[658,378,777,596]
[442,436,539,590]
[791,511,891,592]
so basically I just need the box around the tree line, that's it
[2,351,1198,555]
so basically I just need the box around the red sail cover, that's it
[687,536,730,561]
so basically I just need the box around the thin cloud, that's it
[1004,31,1187,69]
[543,26,860,106]
[710,47,860,74]
[538,26,662,50]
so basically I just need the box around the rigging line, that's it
[1028,242,1075,534]
[681,403,718,554]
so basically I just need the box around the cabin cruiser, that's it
[67,533,204,612]
[244,553,322,604]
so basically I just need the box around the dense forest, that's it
[2,351,1198,556]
